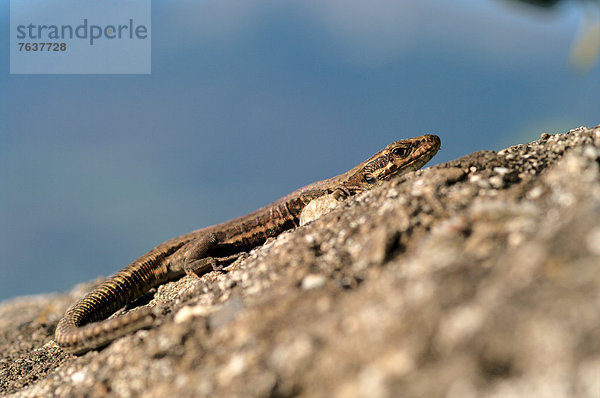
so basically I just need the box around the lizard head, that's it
[342,134,441,193]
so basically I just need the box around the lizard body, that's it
[55,134,440,354]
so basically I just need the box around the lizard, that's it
[54,134,441,354]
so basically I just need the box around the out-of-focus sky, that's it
[1,0,599,301]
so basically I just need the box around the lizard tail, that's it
[55,304,155,354]
[54,242,184,354]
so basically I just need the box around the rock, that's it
[2,126,600,398]
[299,194,341,226]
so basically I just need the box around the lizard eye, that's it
[364,174,377,184]
[392,147,410,157]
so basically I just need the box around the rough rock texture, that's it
[2,126,600,398]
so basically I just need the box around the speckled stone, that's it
[2,125,600,398]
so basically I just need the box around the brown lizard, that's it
[55,134,441,354]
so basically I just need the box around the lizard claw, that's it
[184,257,217,277]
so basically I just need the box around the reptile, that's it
[55,134,441,354]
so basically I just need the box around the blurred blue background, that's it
[1,0,599,301]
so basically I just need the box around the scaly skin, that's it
[55,134,441,354]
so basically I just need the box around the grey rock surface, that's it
[2,126,600,397]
